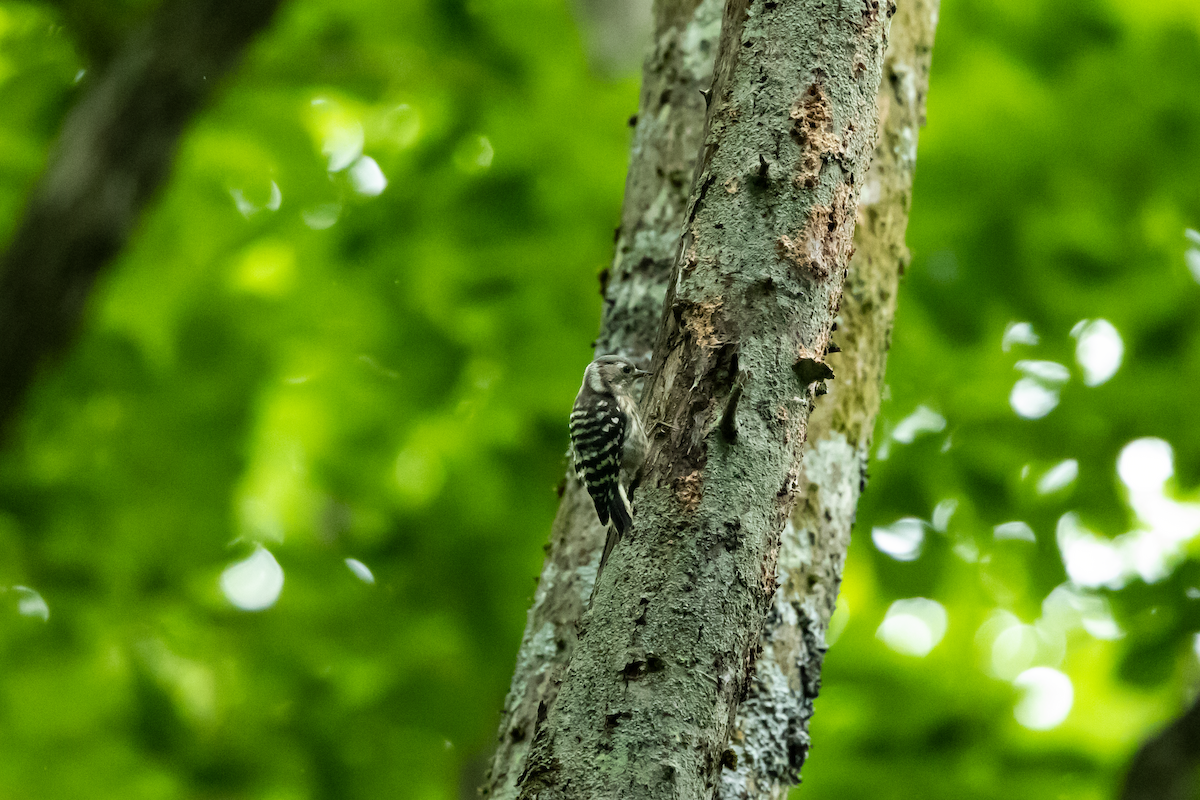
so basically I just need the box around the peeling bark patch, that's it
[675,469,704,513]
[776,182,855,280]
[679,298,725,349]
[776,233,824,279]
[789,83,842,187]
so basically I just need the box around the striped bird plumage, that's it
[569,356,648,602]
[569,393,631,533]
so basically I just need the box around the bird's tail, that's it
[609,486,632,537]
[589,487,632,607]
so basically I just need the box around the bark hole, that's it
[622,655,667,681]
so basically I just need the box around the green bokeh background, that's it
[1,0,1199,797]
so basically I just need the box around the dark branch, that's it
[0,0,285,436]
[39,0,150,69]
[1121,692,1200,800]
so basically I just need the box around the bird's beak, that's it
[635,368,650,378]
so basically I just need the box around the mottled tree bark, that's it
[512,0,891,797]
[719,2,939,796]
[489,1,939,798]
[481,1,723,796]
[0,0,284,435]
[477,0,720,796]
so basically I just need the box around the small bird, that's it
[569,355,649,598]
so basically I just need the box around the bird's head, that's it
[586,355,649,395]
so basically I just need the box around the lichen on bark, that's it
[719,2,940,797]
[481,1,723,796]
[488,1,939,798]
[512,0,893,797]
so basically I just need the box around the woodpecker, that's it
[569,355,649,595]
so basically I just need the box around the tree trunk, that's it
[719,2,939,796]
[512,1,892,797]
[569,0,654,75]
[487,1,939,798]
[482,0,723,795]
[0,0,284,436]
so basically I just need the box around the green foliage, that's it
[0,0,1198,798]
[1,0,632,796]
[808,1,1200,797]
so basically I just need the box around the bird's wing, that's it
[569,396,626,529]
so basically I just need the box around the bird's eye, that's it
[622,365,632,374]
